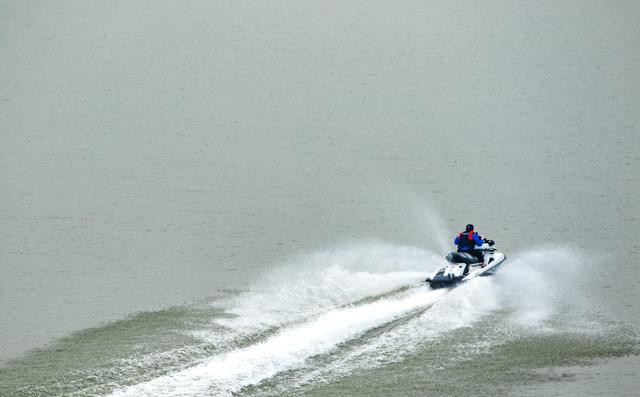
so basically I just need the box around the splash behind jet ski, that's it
[425,239,506,288]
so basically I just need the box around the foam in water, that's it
[262,277,505,394]
[110,287,448,396]
[108,243,443,396]
[107,244,588,396]
[262,246,591,394]
[198,243,439,342]
[496,247,582,328]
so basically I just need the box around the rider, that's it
[454,224,485,264]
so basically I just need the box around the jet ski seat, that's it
[446,252,482,264]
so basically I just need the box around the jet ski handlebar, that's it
[482,238,495,246]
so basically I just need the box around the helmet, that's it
[465,224,474,232]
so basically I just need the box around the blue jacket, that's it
[454,232,483,251]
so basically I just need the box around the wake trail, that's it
[106,243,589,397]
[108,286,448,396]
[105,243,443,396]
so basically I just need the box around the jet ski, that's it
[425,239,506,288]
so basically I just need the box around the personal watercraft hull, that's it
[425,245,506,289]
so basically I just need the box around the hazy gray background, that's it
[1,0,638,389]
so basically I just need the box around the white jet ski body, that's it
[425,240,506,288]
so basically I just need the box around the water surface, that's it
[1,1,639,395]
